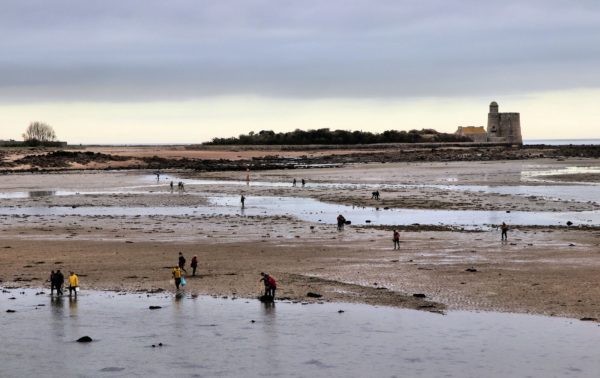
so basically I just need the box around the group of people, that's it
[49,270,79,297]
[169,181,185,192]
[292,178,306,187]
[170,253,278,302]
[172,252,199,290]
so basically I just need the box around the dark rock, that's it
[76,336,93,343]
[580,317,597,322]
[338,310,345,313]
[158,343,163,346]
[149,306,162,310]
[365,220,371,223]
[258,295,274,302]
[413,293,427,298]
[566,221,573,226]
[306,292,323,298]
[569,243,576,247]
[6,309,16,313]
[465,268,478,272]
[100,367,125,372]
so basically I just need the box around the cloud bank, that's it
[1,0,599,102]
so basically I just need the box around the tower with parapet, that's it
[486,101,522,144]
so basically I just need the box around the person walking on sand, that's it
[337,214,346,231]
[393,230,400,250]
[54,269,64,296]
[172,266,183,290]
[178,252,187,273]
[241,194,245,208]
[68,272,79,298]
[501,222,509,241]
[190,255,198,276]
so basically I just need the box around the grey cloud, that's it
[0,0,599,102]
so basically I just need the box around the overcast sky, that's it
[1,0,599,142]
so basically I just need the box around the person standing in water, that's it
[292,178,297,187]
[241,194,246,208]
[190,255,198,276]
[501,222,509,241]
[172,266,183,290]
[54,269,64,296]
[49,271,56,295]
[301,179,306,187]
[260,272,277,300]
[393,230,400,250]
[68,272,79,298]
[337,214,346,231]
[170,181,174,193]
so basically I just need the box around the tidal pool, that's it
[0,195,598,227]
[1,289,598,377]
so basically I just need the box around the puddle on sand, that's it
[1,289,598,378]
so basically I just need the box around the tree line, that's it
[204,128,472,145]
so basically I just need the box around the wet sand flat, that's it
[0,157,599,320]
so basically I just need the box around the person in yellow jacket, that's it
[172,266,182,290]
[68,272,79,298]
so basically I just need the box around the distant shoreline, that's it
[1,143,599,174]
[0,138,600,149]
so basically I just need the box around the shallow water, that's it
[426,184,599,203]
[0,198,598,227]
[152,175,599,203]
[1,289,598,378]
[210,196,599,227]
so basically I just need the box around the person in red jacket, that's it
[260,272,277,300]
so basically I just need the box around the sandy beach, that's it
[1,147,599,320]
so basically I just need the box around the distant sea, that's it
[524,139,600,145]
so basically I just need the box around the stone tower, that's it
[486,101,522,144]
